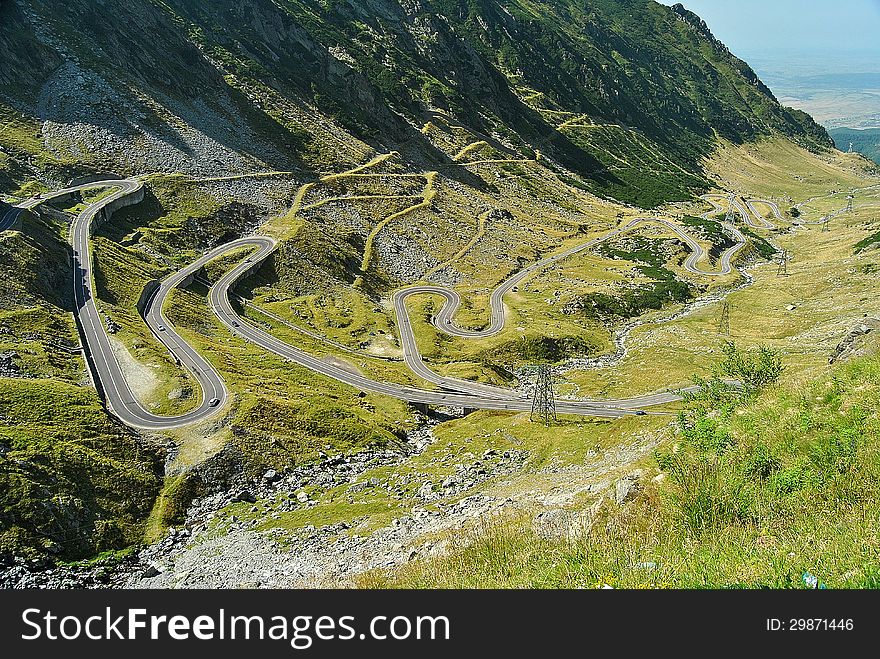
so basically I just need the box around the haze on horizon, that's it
[660,0,880,129]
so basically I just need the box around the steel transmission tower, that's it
[725,194,737,223]
[777,249,789,276]
[718,301,730,336]
[846,195,854,212]
[530,365,557,426]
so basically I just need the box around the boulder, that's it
[829,318,880,364]
[233,490,256,504]
[614,471,643,504]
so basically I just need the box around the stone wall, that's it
[91,184,145,233]
[67,173,124,187]
[136,279,161,318]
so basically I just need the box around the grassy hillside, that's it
[362,346,880,588]
[0,0,874,573]
[0,208,167,561]
[0,379,163,560]
[157,0,832,205]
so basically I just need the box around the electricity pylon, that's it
[530,365,557,426]
[725,193,737,223]
[777,249,789,276]
[846,195,854,212]
[718,301,730,336]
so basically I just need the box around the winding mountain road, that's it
[11,180,781,429]
[700,193,777,230]
[70,180,228,429]
[391,213,749,401]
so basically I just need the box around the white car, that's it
[157,325,166,332]
[208,397,221,407]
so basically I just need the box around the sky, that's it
[657,0,880,59]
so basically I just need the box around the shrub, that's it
[742,442,780,479]
[854,231,880,254]
[478,334,600,366]
[715,341,784,392]
[769,464,810,496]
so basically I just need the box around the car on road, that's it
[157,324,166,332]
[208,397,221,407]
[635,410,647,416]
[232,321,240,327]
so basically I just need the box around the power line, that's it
[530,365,557,426]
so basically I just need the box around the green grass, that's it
[0,102,82,194]
[91,237,200,416]
[161,283,413,475]
[476,334,602,366]
[560,124,709,207]
[144,472,204,543]
[855,231,880,254]
[573,233,695,321]
[0,208,167,561]
[0,212,86,382]
[705,138,870,208]
[680,214,728,244]
[741,226,778,259]
[0,379,161,560]
[216,498,400,538]
[0,211,72,309]
[361,348,880,589]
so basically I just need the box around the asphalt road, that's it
[9,180,782,429]
[205,237,644,417]
[391,215,749,402]
[701,193,777,230]
[745,198,785,226]
[13,179,228,430]
[1,186,70,230]
[204,208,760,416]
[69,180,232,429]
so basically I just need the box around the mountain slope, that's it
[0,0,832,205]
[0,0,864,567]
